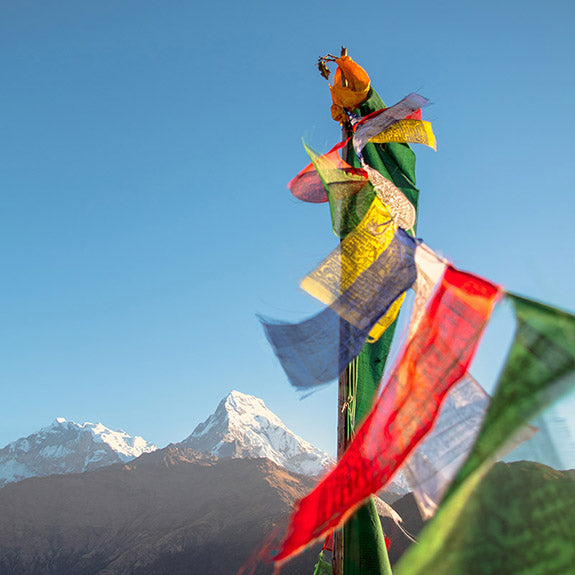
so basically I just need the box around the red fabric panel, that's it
[322,533,333,552]
[273,266,500,563]
[288,139,356,203]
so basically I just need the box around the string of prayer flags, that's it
[353,93,429,156]
[271,267,501,564]
[260,229,417,390]
[369,119,437,150]
[394,294,575,575]
[289,94,432,206]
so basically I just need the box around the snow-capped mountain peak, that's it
[181,390,334,476]
[0,418,156,487]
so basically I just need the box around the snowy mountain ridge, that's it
[0,391,335,487]
[0,418,156,487]
[180,390,334,476]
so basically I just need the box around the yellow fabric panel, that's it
[367,293,406,343]
[369,119,437,150]
[300,196,396,307]
[361,163,417,232]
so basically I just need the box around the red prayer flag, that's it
[272,266,501,564]
[288,109,422,204]
[288,138,367,203]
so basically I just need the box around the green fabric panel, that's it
[354,322,397,425]
[327,178,377,238]
[394,295,575,575]
[448,293,575,495]
[343,497,392,575]
[395,461,575,575]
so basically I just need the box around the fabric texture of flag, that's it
[369,119,437,150]
[352,93,429,157]
[360,162,416,232]
[394,293,575,575]
[288,139,363,204]
[272,266,500,564]
[260,228,417,390]
[394,373,492,519]
[300,197,396,310]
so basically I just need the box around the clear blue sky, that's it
[1,0,574,456]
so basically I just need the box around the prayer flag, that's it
[272,266,500,564]
[369,119,437,150]
[288,139,361,204]
[352,93,429,157]
[299,197,396,318]
[260,229,417,390]
[360,162,417,232]
[394,294,575,575]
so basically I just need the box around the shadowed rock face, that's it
[0,445,320,575]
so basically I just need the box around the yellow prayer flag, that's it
[369,119,437,150]
[367,293,405,343]
[300,196,396,306]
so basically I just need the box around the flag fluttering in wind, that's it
[271,266,501,564]
[368,118,436,150]
[394,294,575,575]
[288,140,361,204]
[260,228,417,390]
[288,53,434,575]
[352,93,430,157]
[258,50,575,575]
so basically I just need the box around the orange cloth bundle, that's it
[330,56,371,122]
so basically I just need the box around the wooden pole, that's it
[333,366,348,575]
[333,45,350,575]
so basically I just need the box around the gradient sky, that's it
[1,0,574,457]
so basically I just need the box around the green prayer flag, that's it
[343,498,393,574]
[394,293,575,575]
